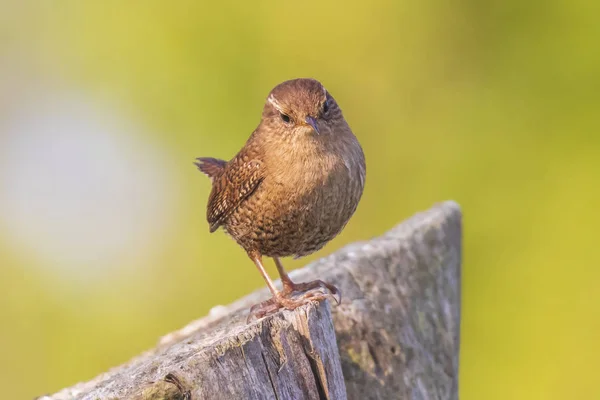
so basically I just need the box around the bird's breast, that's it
[262,139,364,229]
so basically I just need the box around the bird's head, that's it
[261,78,343,137]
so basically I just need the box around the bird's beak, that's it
[305,116,320,135]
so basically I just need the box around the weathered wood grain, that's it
[43,201,461,400]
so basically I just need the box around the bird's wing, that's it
[206,156,264,233]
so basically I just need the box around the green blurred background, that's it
[1,1,598,399]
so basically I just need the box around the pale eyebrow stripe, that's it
[267,94,285,113]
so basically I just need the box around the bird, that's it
[195,78,366,320]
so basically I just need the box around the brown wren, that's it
[195,78,366,319]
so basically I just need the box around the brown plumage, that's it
[195,78,366,319]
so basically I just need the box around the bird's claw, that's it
[247,298,281,322]
[284,279,342,305]
[246,280,341,322]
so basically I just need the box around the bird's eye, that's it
[280,113,291,124]
[323,99,330,114]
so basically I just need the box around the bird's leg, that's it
[274,257,341,304]
[247,253,341,322]
[247,251,283,321]
[250,251,279,297]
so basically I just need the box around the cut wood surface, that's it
[43,201,461,400]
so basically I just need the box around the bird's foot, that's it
[247,280,341,322]
[247,297,283,322]
[282,279,341,305]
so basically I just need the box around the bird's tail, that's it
[194,157,227,181]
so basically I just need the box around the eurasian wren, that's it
[195,78,366,319]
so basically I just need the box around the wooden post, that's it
[42,201,461,400]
